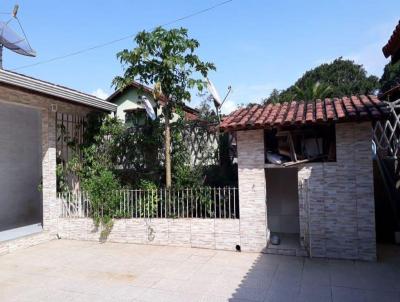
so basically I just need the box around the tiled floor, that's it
[0,240,399,302]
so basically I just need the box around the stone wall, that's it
[236,130,268,252]
[298,122,376,260]
[0,84,93,255]
[58,218,241,251]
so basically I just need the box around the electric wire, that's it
[11,0,233,71]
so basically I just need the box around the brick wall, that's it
[0,84,93,255]
[236,130,268,252]
[57,218,241,251]
[298,122,376,260]
[234,122,375,260]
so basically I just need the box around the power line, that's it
[11,0,233,71]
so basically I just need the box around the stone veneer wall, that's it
[0,84,93,256]
[298,122,376,261]
[58,218,241,251]
[236,130,268,252]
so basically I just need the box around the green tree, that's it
[380,61,400,97]
[265,58,379,103]
[113,27,215,187]
[293,81,332,101]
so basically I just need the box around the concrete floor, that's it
[0,240,400,302]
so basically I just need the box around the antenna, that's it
[0,4,36,69]
[206,77,232,119]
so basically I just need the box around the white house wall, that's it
[235,122,376,260]
[113,88,179,123]
[297,122,376,261]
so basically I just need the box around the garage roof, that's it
[220,95,389,131]
[0,70,117,112]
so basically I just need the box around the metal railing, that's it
[59,187,239,219]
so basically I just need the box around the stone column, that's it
[237,130,267,252]
[354,122,376,260]
[42,109,58,235]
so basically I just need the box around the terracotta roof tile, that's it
[324,98,335,121]
[316,99,324,122]
[266,103,281,125]
[295,101,305,124]
[274,102,289,125]
[284,101,297,125]
[255,103,273,126]
[383,20,400,58]
[305,101,314,123]
[220,95,388,131]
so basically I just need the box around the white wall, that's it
[58,218,240,251]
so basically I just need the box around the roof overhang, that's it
[0,70,117,112]
[383,20,400,63]
[219,95,390,132]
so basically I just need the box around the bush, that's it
[82,169,121,240]
[137,180,158,218]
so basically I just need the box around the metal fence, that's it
[59,187,239,219]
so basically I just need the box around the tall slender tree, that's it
[113,27,215,187]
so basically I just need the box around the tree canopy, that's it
[112,27,215,108]
[112,27,215,187]
[265,58,380,103]
[380,60,400,96]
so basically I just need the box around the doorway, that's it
[265,167,300,250]
[0,102,43,241]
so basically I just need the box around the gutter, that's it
[0,70,117,112]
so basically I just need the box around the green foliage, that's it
[380,60,400,97]
[137,180,158,217]
[67,115,123,240]
[82,169,121,240]
[168,108,203,187]
[265,58,379,103]
[113,116,165,185]
[293,81,333,101]
[113,27,216,186]
[56,163,69,193]
[113,27,215,108]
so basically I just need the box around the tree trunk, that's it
[165,108,172,188]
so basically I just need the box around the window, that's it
[125,109,148,127]
[264,124,336,166]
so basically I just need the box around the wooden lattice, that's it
[182,122,219,166]
[373,99,400,158]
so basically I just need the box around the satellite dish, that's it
[206,77,232,120]
[141,96,156,121]
[206,77,222,108]
[0,5,36,68]
[0,21,36,57]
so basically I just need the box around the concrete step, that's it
[264,245,308,257]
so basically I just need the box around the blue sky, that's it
[1,0,399,113]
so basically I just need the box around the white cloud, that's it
[345,43,390,77]
[91,88,109,100]
[315,20,396,77]
[220,99,237,114]
[220,82,278,114]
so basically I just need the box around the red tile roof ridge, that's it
[219,95,388,131]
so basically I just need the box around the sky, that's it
[1,0,399,113]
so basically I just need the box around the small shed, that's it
[220,95,388,260]
[0,70,116,254]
